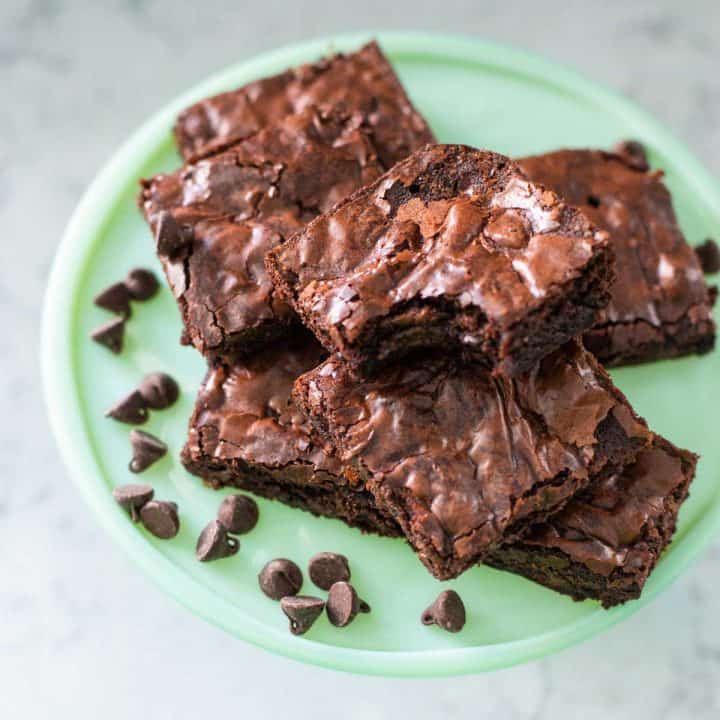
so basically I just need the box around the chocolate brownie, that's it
[174,41,435,166]
[292,340,650,580]
[518,148,716,366]
[180,332,400,537]
[140,105,384,357]
[488,436,696,607]
[268,144,615,377]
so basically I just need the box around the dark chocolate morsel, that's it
[138,372,180,410]
[308,552,351,591]
[105,389,148,425]
[129,429,167,473]
[195,520,239,561]
[695,238,720,274]
[125,268,159,300]
[140,500,180,539]
[280,595,325,636]
[217,494,259,535]
[612,139,650,172]
[94,281,132,316]
[111,483,154,522]
[90,317,125,354]
[326,581,369,627]
[258,558,303,600]
[421,590,466,633]
[155,210,192,257]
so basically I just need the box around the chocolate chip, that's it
[421,590,466,633]
[138,372,179,410]
[326,581,370,627]
[129,429,167,473]
[613,139,649,172]
[140,500,180,539]
[308,552,350,590]
[217,494,259,534]
[258,559,303,600]
[94,281,131,316]
[125,268,159,301]
[695,238,720,274]
[90,317,125,354]
[280,596,325,636]
[155,211,192,257]
[195,520,239,561]
[105,389,148,425]
[112,483,154,522]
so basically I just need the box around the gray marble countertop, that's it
[3,0,719,717]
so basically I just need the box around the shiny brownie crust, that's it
[487,436,696,607]
[174,41,435,167]
[518,148,716,366]
[292,340,650,580]
[268,144,615,377]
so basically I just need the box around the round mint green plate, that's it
[42,31,720,676]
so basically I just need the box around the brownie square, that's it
[292,340,650,580]
[267,144,615,377]
[174,41,435,166]
[487,436,696,607]
[518,148,716,366]
[140,105,384,358]
[181,332,401,537]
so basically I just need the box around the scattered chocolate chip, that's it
[613,139,649,172]
[125,268,159,301]
[155,210,192,257]
[695,238,720,274]
[258,558,303,600]
[90,317,125,354]
[138,372,179,410]
[280,596,325,636]
[421,590,466,633]
[94,281,131,316]
[129,429,167,473]
[140,500,180,539]
[326,581,370,627]
[217,494,259,534]
[195,520,240,561]
[112,483,154,522]
[308,552,351,590]
[105,389,148,425]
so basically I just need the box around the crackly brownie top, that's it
[518,149,713,330]
[294,340,649,566]
[140,105,384,352]
[186,336,341,474]
[521,437,695,576]
[175,41,435,166]
[271,144,610,347]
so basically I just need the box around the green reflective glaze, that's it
[42,31,720,676]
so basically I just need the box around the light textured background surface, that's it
[3,0,719,717]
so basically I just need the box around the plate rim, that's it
[41,29,720,677]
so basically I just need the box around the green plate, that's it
[42,31,720,676]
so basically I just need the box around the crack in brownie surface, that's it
[140,105,385,357]
[174,41,435,166]
[487,436,696,607]
[518,148,716,365]
[268,144,615,376]
[292,340,650,579]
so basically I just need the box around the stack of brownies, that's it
[140,41,715,608]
